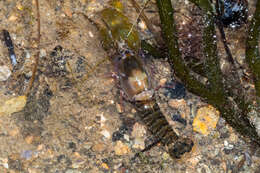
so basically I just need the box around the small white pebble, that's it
[3,163,8,169]
[224,140,228,147]
[123,134,129,141]
[101,130,111,139]
[138,20,147,30]
[40,49,47,57]
[88,31,94,38]
[0,66,11,81]
[25,50,31,59]
[100,113,105,121]
[100,113,106,127]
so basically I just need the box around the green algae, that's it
[156,0,260,144]
[246,0,260,98]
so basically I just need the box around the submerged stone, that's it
[193,105,220,135]
[0,96,27,116]
[218,0,248,28]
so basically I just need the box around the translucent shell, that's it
[117,55,151,100]
[99,8,140,51]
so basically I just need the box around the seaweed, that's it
[246,0,260,99]
[156,0,260,144]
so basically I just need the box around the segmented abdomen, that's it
[136,103,194,159]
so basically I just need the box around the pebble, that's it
[196,163,211,173]
[159,78,167,86]
[192,105,220,135]
[168,99,186,110]
[101,162,109,170]
[0,96,27,116]
[224,140,234,150]
[8,14,18,22]
[40,49,47,58]
[132,138,145,150]
[92,143,105,152]
[0,66,11,81]
[84,142,92,150]
[100,130,111,139]
[112,125,129,142]
[0,158,8,169]
[171,113,187,126]
[65,169,81,173]
[112,131,124,142]
[123,134,129,141]
[25,135,34,144]
[116,102,124,113]
[114,141,130,155]
[28,168,41,173]
[3,162,8,169]
[9,127,19,137]
[229,133,238,142]
[163,81,186,99]
[187,155,202,168]
[71,160,84,169]
[21,150,33,160]
[100,113,107,127]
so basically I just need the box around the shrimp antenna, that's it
[127,0,150,38]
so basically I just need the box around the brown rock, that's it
[92,143,106,152]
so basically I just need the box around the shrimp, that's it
[97,4,194,159]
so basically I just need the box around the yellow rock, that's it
[101,162,109,170]
[114,141,130,155]
[193,105,220,135]
[0,96,27,116]
[25,135,34,144]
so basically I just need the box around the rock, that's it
[21,150,33,160]
[224,140,234,150]
[40,49,47,57]
[0,96,27,116]
[196,163,211,173]
[123,134,129,141]
[101,162,109,170]
[28,168,42,173]
[112,125,129,142]
[112,131,124,142]
[168,99,186,110]
[25,135,34,144]
[116,102,124,113]
[9,127,19,137]
[0,66,11,81]
[229,133,238,143]
[92,143,106,153]
[171,113,187,126]
[159,78,167,86]
[132,138,145,150]
[100,130,111,139]
[84,142,93,150]
[65,169,81,173]
[163,81,186,99]
[114,141,130,155]
[192,105,220,135]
